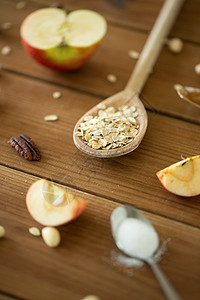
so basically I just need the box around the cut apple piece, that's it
[156,155,200,197]
[26,179,87,226]
[20,8,107,71]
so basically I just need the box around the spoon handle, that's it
[125,0,185,96]
[147,258,183,300]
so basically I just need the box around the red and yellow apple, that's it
[156,155,200,197]
[20,8,107,71]
[26,179,87,226]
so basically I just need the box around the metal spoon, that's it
[111,205,183,300]
[175,85,200,108]
[73,0,185,158]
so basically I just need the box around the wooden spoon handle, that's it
[125,0,185,95]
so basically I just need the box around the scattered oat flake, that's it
[166,38,183,54]
[29,227,41,237]
[174,84,183,91]
[52,91,62,99]
[107,74,117,83]
[128,50,140,59]
[44,115,58,121]
[1,46,11,56]
[0,225,5,238]
[1,22,12,30]
[194,64,200,75]
[16,1,27,9]
[24,179,28,183]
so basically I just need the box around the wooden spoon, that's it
[73,0,185,158]
[175,85,200,108]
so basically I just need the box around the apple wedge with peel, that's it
[20,8,107,71]
[156,155,200,197]
[26,179,87,226]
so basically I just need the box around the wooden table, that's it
[0,1,200,299]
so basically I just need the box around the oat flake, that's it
[1,22,12,30]
[52,91,62,99]
[16,1,27,9]
[29,227,41,237]
[44,115,58,121]
[1,46,11,56]
[128,50,140,59]
[107,74,117,83]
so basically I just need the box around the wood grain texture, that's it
[0,165,200,300]
[0,0,200,123]
[0,73,199,227]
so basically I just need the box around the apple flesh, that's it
[20,8,107,71]
[156,155,200,197]
[26,179,87,226]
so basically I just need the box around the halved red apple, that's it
[156,155,200,197]
[26,179,87,226]
[20,8,107,71]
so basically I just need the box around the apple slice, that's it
[20,8,107,71]
[26,179,87,226]
[156,155,200,197]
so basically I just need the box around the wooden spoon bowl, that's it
[73,90,148,158]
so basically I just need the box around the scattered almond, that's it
[16,1,27,9]
[42,227,61,247]
[128,50,140,59]
[44,115,58,121]
[0,225,5,238]
[1,46,11,56]
[1,22,12,30]
[52,91,62,99]
[107,74,117,83]
[29,227,41,237]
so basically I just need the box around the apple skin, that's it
[26,179,87,226]
[21,38,101,71]
[156,155,200,197]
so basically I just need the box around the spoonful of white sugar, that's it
[111,205,183,300]
[117,218,159,259]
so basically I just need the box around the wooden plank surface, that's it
[0,0,200,123]
[0,73,199,227]
[0,1,200,299]
[0,166,200,300]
